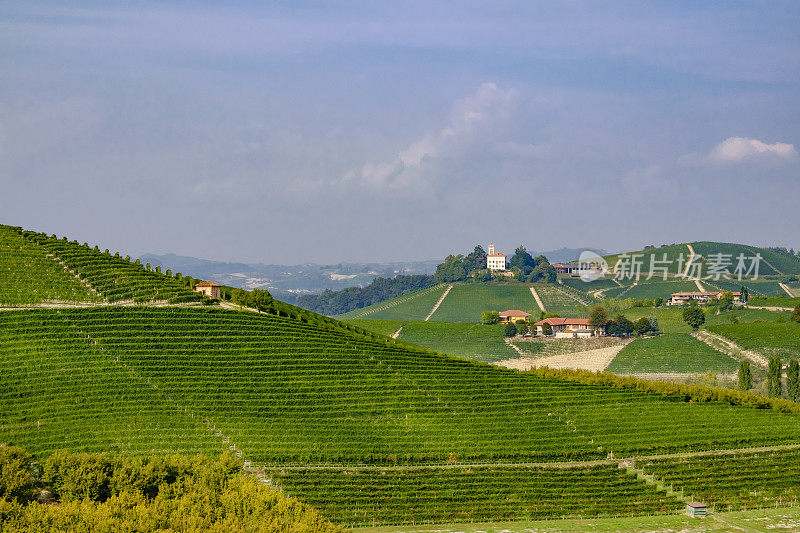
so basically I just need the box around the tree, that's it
[464,246,488,273]
[614,315,635,336]
[509,246,535,271]
[589,305,608,329]
[481,311,500,325]
[516,321,529,335]
[682,307,705,330]
[541,322,553,336]
[250,289,274,311]
[718,291,734,311]
[434,254,468,283]
[740,286,749,304]
[787,360,800,402]
[648,317,660,334]
[792,303,800,324]
[738,361,752,391]
[768,355,783,398]
[504,322,518,337]
[634,317,651,336]
[653,297,664,307]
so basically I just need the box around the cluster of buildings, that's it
[498,310,604,338]
[667,291,742,306]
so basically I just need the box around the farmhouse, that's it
[685,502,707,518]
[552,263,607,276]
[498,310,531,324]
[668,291,741,306]
[487,244,507,271]
[194,280,222,299]
[534,317,604,338]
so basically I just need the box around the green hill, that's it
[4,225,800,527]
[0,225,101,305]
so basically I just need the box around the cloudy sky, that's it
[1,1,798,263]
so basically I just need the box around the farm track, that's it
[495,341,630,372]
[252,443,800,472]
[779,282,795,297]
[391,325,403,339]
[747,305,795,312]
[695,330,768,368]
[694,279,706,291]
[529,286,546,313]
[425,285,452,321]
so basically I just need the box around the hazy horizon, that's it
[2,2,798,264]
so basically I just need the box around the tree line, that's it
[435,245,557,283]
[296,275,436,315]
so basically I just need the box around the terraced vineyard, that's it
[397,321,519,363]
[601,280,699,301]
[339,284,449,320]
[534,284,589,316]
[605,334,739,375]
[428,284,538,322]
[690,242,800,276]
[0,225,100,305]
[640,448,800,510]
[708,323,800,361]
[16,228,204,304]
[269,464,682,526]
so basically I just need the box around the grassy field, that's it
[707,323,800,361]
[339,284,449,320]
[691,242,800,276]
[613,306,790,335]
[429,283,539,322]
[363,507,800,533]
[747,296,800,308]
[397,321,519,363]
[605,334,739,374]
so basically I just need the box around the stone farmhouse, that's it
[194,280,222,299]
[534,317,605,338]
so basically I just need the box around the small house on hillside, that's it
[685,502,707,518]
[552,263,607,277]
[498,310,531,324]
[534,317,604,338]
[194,281,222,299]
[668,291,741,306]
[487,244,507,271]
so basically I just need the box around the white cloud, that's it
[343,82,517,191]
[493,141,551,159]
[681,137,798,166]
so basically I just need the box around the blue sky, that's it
[1,1,798,263]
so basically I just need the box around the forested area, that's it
[296,274,435,315]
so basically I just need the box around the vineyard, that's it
[397,321,519,363]
[338,284,449,321]
[640,448,800,510]
[534,284,589,316]
[605,334,739,374]
[601,280,699,301]
[268,464,682,526]
[707,323,800,361]
[0,225,101,305]
[428,284,539,322]
[14,228,205,304]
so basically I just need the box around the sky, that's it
[1,1,799,264]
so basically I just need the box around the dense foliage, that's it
[0,446,341,532]
[296,274,435,315]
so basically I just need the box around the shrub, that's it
[481,311,499,325]
[504,322,518,337]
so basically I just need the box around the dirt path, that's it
[529,286,546,313]
[424,285,452,321]
[747,305,794,312]
[629,371,737,382]
[495,342,628,372]
[695,330,768,368]
[694,279,706,291]
[779,282,796,297]
[504,338,528,357]
[391,326,403,339]
[683,243,698,278]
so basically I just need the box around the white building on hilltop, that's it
[487,244,507,271]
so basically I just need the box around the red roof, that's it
[195,281,222,287]
[488,253,506,257]
[686,502,707,508]
[499,310,531,317]
[534,318,592,326]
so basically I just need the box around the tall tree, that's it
[792,303,800,324]
[738,361,752,391]
[768,355,783,398]
[787,360,800,401]
[509,246,535,271]
[588,305,608,328]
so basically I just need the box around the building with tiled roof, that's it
[194,280,222,299]
[533,317,604,338]
[487,244,507,271]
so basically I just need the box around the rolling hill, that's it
[3,224,800,527]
